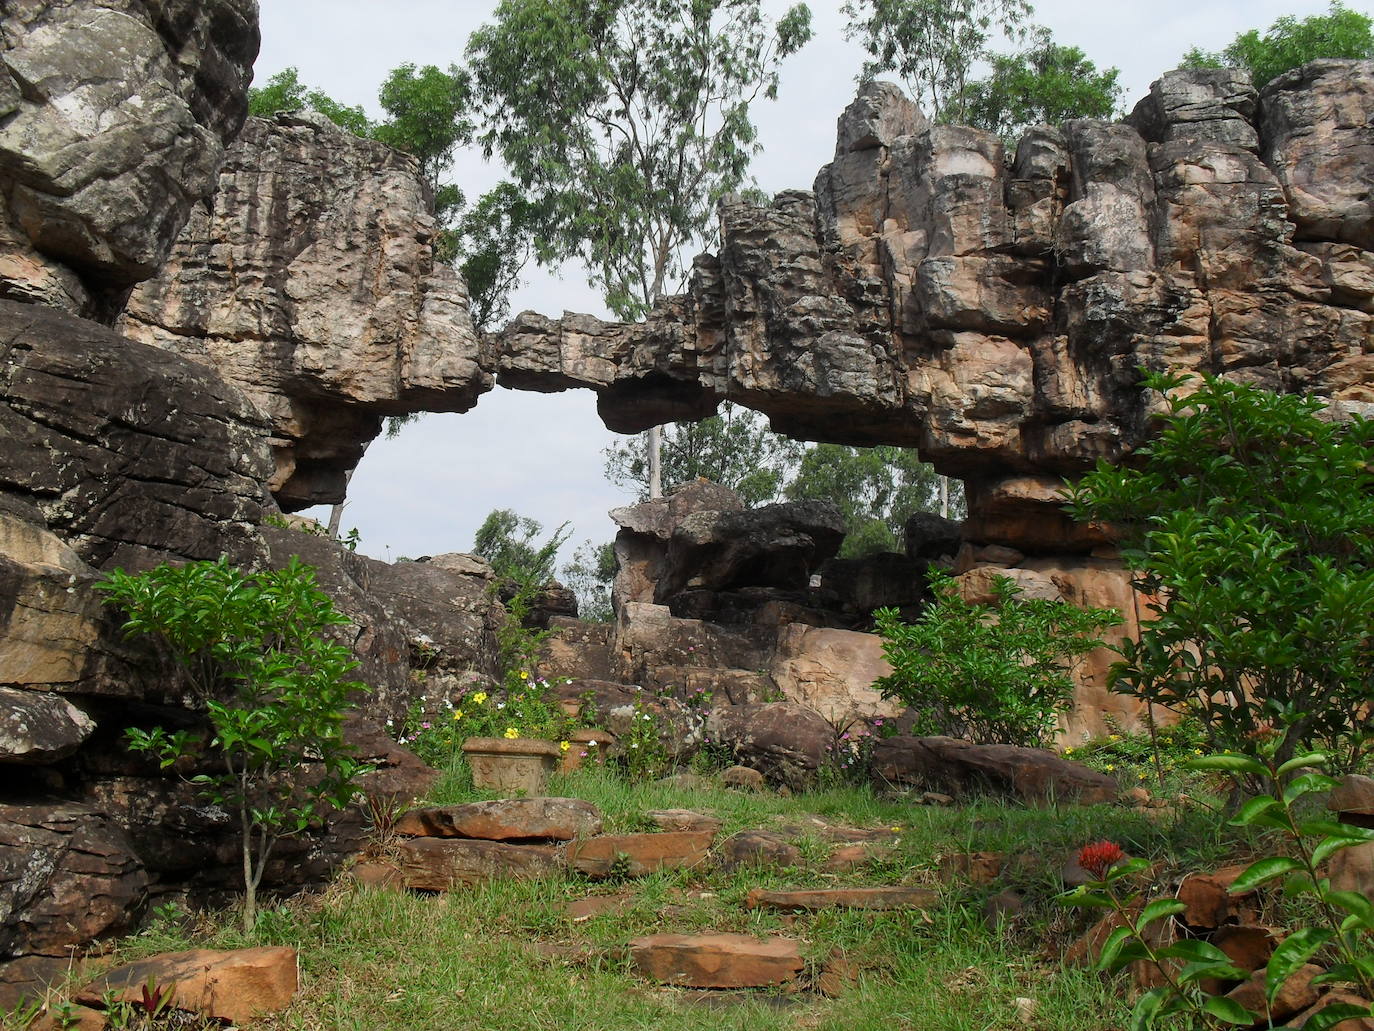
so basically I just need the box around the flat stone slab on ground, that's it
[646,809,723,834]
[78,947,297,1024]
[745,887,937,911]
[629,933,803,988]
[567,831,713,878]
[395,797,603,841]
[395,837,563,890]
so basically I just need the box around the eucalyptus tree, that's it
[467,0,813,495]
[842,0,1032,124]
[1183,2,1374,89]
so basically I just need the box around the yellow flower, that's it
[1104,763,1116,772]
[519,671,529,681]
[452,710,463,721]
[503,727,519,739]
[890,826,902,833]
[1064,747,1075,755]
[1108,734,1121,741]
[560,741,571,752]
[472,692,488,705]
[1138,772,1148,780]
[1194,748,1204,755]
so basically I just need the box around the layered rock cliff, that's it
[119,113,493,509]
[0,0,259,321]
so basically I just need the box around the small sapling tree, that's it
[874,570,1119,748]
[99,556,367,931]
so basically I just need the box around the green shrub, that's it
[873,570,1119,748]
[99,556,367,931]
[1067,372,1374,768]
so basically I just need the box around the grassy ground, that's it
[9,761,1258,1031]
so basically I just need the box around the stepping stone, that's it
[395,797,603,841]
[567,831,713,878]
[745,886,937,912]
[647,809,722,834]
[717,830,801,872]
[566,893,634,921]
[629,933,803,988]
[822,843,884,874]
[79,947,297,1024]
[395,838,563,890]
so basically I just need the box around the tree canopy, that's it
[959,26,1120,139]
[842,0,1032,125]
[1183,2,1374,89]
[467,0,813,320]
[604,403,802,507]
[247,67,374,136]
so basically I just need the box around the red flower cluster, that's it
[1078,840,1126,879]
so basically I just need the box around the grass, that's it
[8,763,1255,1031]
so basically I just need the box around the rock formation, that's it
[119,113,493,509]
[0,0,259,321]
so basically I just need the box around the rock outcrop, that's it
[0,0,259,320]
[120,113,493,509]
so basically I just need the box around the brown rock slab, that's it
[745,887,937,912]
[817,951,861,998]
[567,893,634,922]
[79,947,297,1024]
[629,934,803,988]
[567,831,714,878]
[1293,991,1374,1030]
[395,797,603,842]
[722,766,766,792]
[1330,841,1374,896]
[1227,963,1323,1023]
[717,830,802,872]
[822,843,885,874]
[871,736,1118,805]
[1212,925,1277,975]
[1330,774,1374,823]
[350,859,404,890]
[394,837,563,890]
[1178,865,1257,928]
[939,851,1004,886]
[646,810,723,834]
[28,1005,106,1031]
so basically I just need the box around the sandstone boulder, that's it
[567,831,713,878]
[717,830,802,872]
[629,934,803,989]
[0,300,272,570]
[0,0,258,317]
[871,735,1118,804]
[80,947,297,1024]
[0,687,95,764]
[769,624,900,722]
[0,803,147,1004]
[706,702,834,789]
[393,838,563,890]
[395,798,603,842]
[120,114,493,508]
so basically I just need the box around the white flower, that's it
[587,740,598,748]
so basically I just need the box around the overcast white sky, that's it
[257,0,1354,565]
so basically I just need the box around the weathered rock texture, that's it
[0,0,259,320]
[120,113,493,509]
[493,63,1374,545]
[0,300,274,570]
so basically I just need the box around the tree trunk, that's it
[327,467,356,538]
[648,426,663,499]
[240,825,256,933]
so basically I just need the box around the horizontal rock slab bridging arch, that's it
[119,65,1374,534]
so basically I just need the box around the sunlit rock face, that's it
[119,113,494,510]
[497,63,1374,551]
[0,0,259,321]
